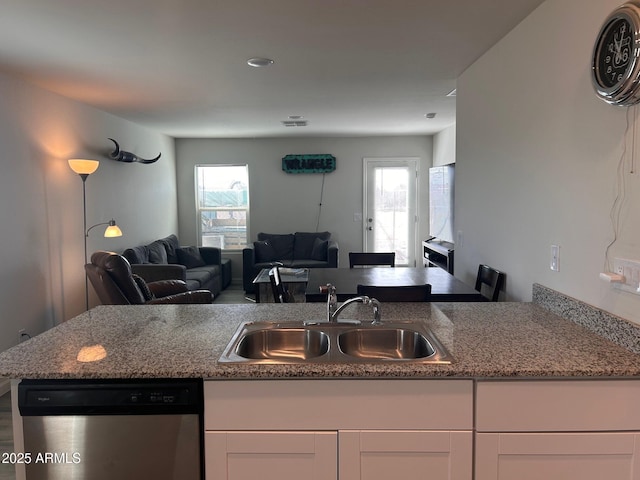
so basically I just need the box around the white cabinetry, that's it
[204,380,473,480]
[475,380,640,480]
[206,379,640,479]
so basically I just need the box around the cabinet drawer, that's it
[205,379,473,430]
[476,380,640,432]
[340,430,472,480]
[476,432,640,480]
[206,431,336,480]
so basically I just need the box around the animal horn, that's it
[108,138,120,159]
[107,138,161,164]
[137,152,162,164]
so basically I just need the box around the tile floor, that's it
[214,284,255,304]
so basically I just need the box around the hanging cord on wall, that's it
[604,105,633,272]
[632,104,637,174]
[315,173,326,231]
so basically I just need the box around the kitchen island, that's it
[1,288,640,480]
[0,300,639,379]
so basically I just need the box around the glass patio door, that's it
[363,158,418,266]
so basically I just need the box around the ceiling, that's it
[0,0,544,138]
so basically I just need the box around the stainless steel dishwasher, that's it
[17,378,203,480]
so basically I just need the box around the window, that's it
[195,165,249,250]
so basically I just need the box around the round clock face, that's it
[592,2,640,106]
[595,17,633,89]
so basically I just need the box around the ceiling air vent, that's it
[282,120,308,127]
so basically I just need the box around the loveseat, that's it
[122,234,230,297]
[242,231,338,293]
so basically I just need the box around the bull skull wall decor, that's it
[108,138,161,164]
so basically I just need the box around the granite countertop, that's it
[0,302,638,380]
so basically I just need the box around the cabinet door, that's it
[339,430,472,480]
[476,432,640,480]
[205,431,337,480]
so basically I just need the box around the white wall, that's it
[456,0,640,324]
[0,72,177,353]
[175,136,432,278]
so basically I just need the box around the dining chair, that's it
[475,264,506,301]
[356,284,431,302]
[349,252,395,268]
[268,266,292,303]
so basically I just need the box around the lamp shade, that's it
[68,159,99,175]
[104,220,123,238]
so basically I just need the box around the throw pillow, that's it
[293,231,331,260]
[176,246,207,268]
[161,234,180,263]
[254,240,277,263]
[132,274,154,301]
[148,240,168,264]
[123,246,149,264]
[310,238,328,261]
[257,233,294,260]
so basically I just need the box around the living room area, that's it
[175,134,439,287]
[0,65,446,351]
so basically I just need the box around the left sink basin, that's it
[236,328,330,360]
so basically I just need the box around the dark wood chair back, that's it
[356,284,431,302]
[475,264,505,301]
[349,252,395,268]
[269,266,291,303]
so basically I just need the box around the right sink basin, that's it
[337,327,435,360]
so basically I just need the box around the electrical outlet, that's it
[612,258,640,296]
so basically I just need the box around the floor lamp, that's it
[68,159,123,310]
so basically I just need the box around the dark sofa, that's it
[123,234,230,297]
[243,231,338,293]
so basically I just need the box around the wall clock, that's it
[592,1,640,106]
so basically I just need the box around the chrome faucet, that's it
[322,284,338,322]
[321,284,382,324]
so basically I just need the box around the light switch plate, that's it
[550,245,560,272]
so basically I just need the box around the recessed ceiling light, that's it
[425,112,437,119]
[247,57,274,67]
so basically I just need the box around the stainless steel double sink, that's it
[218,320,453,364]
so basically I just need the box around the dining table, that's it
[304,267,485,302]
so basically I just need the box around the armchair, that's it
[86,251,213,305]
